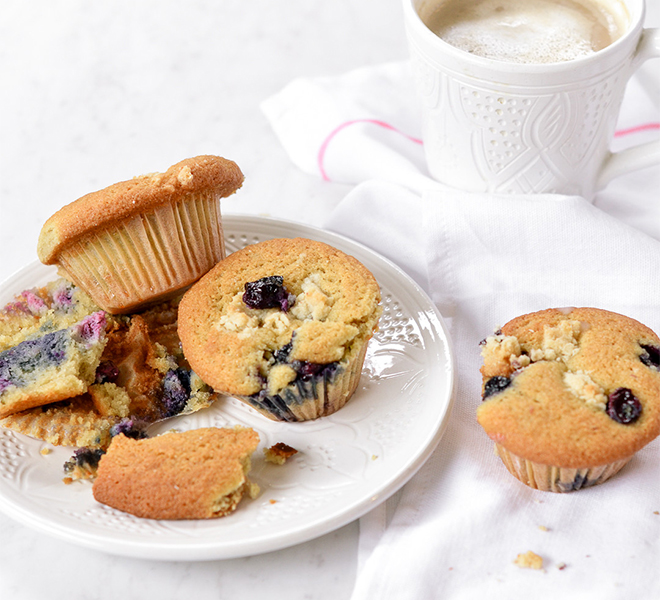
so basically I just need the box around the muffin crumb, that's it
[531,319,581,362]
[264,442,298,464]
[514,551,544,570]
[177,165,194,185]
[563,370,607,410]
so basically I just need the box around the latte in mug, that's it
[420,0,630,64]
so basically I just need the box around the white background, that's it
[0,1,658,599]
[0,2,407,599]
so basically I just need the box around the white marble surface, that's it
[1,2,658,599]
[0,1,407,599]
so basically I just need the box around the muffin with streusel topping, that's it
[477,307,660,492]
[177,238,382,422]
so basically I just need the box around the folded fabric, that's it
[262,60,660,600]
[262,61,660,237]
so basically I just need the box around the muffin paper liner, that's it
[56,191,225,313]
[494,443,632,492]
[240,342,370,422]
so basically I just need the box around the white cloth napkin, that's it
[262,61,660,600]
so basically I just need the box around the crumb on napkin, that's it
[514,551,544,570]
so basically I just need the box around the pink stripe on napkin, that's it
[614,122,660,137]
[318,119,423,181]
[317,119,658,181]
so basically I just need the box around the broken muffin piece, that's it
[1,295,213,449]
[92,427,260,519]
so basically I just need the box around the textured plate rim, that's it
[0,214,455,560]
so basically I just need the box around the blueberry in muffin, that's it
[1,290,213,448]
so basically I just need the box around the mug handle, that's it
[596,27,660,190]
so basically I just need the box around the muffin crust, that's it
[92,427,259,519]
[37,155,243,265]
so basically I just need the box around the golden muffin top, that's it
[37,155,243,264]
[92,427,259,520]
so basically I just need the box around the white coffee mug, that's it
[403,0,660,198]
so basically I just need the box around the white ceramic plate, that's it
[0,215,454,561]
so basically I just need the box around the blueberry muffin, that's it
[37,155,244,314]
[478,308,660,492]
[92,427,260,519]
[177,238,382,422]
[1,292,213,448]
[0,278,108,418]
[0,278,100,352]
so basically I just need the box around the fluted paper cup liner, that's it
[494,443,632,493]
[56,191,225,313]
[239,342,370,422]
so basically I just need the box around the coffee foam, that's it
[423,0,628,64]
